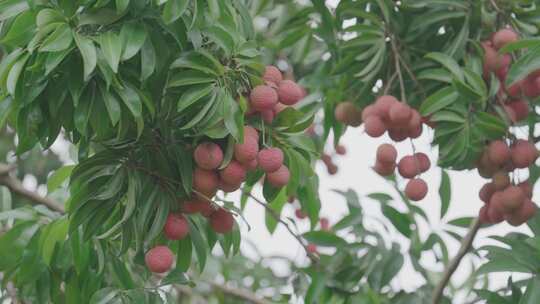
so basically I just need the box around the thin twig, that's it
[431,217,482,304]
[241,190,320,263]
[203,279,272,304]
[0,163,64,213]
[390,37,407,103]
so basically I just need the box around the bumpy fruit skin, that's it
[145,246,174,273]
[364,116,386,137]
[220,161,247,185]
[375,95,399,119]
[511,140,538,168]
[398,156,420,179]
[488,140,510,166]
[335,102,363,127]
[219,179,241,193]
[477,152,498,178]
[407,111,423,138]
[263,65,283,84]
[373,162,395,176]
[164,214,189,240]
[194,142,223,170]
[244,126,259,141]
[250,85,278,111]
[493,29,519,50]
[505,100,529,122]
[243,158,258,171]
[376,144,397,164]
[482,42,498,76]
[278,80,304,105]
[234,136,259,163]
[506,200,537,226]
[258,148,284,173]
[261,109,275,123]
[210,209,234,234]
[388,103,412,127]
[500,186,526,212]
[266,165,290,188]
[193,168,219,195]
[405,178,428,201]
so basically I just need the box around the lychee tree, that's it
[2,0,540,303]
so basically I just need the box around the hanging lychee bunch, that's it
[363,96,432,201]
[248,65,305,123]
[476,139,538,226]
[481,28,536,123]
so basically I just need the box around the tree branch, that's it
[431,217,482,304]
[241,190,320,264]
[0,163,64,213]
[203,280,272,304]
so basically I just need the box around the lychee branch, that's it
[431,217,482,304]
[0,163,64,213]
[241,189,320,264]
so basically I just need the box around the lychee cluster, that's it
[477,139,538,226]
[320,144,347,175]
[362,95,431,201]
[482,29,532,123]
[248,66,305,123]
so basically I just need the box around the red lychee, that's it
[335,102,363,127]
[414,152,431,172]
[193,168,219,195]
[234,136,259,163]
[376,143,397,164]
[250,85,278,111]
[220,160,247,185]
[295,209,307,219]
[479,182,495,204]
[219,179,241,193]
[505,100,529,122]
[364,116,386,137]
[194,142,223,170]
[506,200,536,226]
[261,109,275,123]
[210,208,234,234]
[307,244,318,254]
[388,103,412,127]
[182,199,213,217]
[244,126,259,141]
[405,178,428,201]
[492,171,510,191]
[488,140,510,166]
[263,65,283,84]
[335,145,346,155]
[388,128,408,142]
[278,80,304,105]
[511,140,538,168]
[373,161,396,177]
[398,155,421,179]
[145,246,174,273]
[492,29,519,50]
[243,158,258,171]
[164,213,189,240]
[320,217,330,231]
[266,165,290,188]
[500,186,526,212]
[258,148,284,173]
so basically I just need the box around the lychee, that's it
[335,145,346,155]
[511,140,538,168]
[182,199,213,217]
[295,209,307,219]
[243,158,258,171]
[376,144,397,164]
[234,136,259,163]
[505,100,529,122]
[278,80,304,105]
[258,148,284,173]
[500,186,526,212]
[492,171,510,191]
[479,205,490,224]
[373,161,396,176]
[266,165,290,188]
[193,168,219,195]
[506,200,536,226]
[163,213,189,240]
[261,109,275,123]
[219,179,241,193]
[263,65,283,84]
[479,182,495,203]
[320,217,330,231]
[327,163,338,175]
[487,140,510,166]
[492,29,519,50]
[388,128,408,142]
[518,181,533,199]
[398,155,420,179]
[250,85,278,111]
[307,244,317,254]
[405,178,428,201]
[244,126,259,141]
[364,116,386,137]
[220,160,247,185]
[194,142,223,170]
[209,208,234,234]
[388,103,412,127]
[414,152,431,172]
[375,95,399,118]
[145,246,174,273]
[335,102,363,127]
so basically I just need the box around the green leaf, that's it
[177,84,214,113]
[99,83,121,126]
[140,37,156,81]
[6,52,29,95]
[99,31,122,73]
[205,25,235,55]
[425,52,464,81]
[223,92,244,142]
[39,23,73,52]
[116,0,130,13]
[161,268,191,286]
[74,32,97,81]
[264,188,287,234]
[0,0,29,21]
[0,10,36,47]
[48,165,75,193]
[439,170,451,218]
[116,83,142,118]
[520,277,540,304]
[506,45,540,87]
[171,51,224,76]
[176,236,192,272]
[382,205,412,237]
[167,70,215,87]
[162,0,188,24]
[305,271,327,304]
[303,231,347,247]
[187,219,207,272]
[419,87,459,116]
[36,8,64,28]
[120,22,147,61]
[90,288,118,304]
[447,217,474,228]
[39,218,69,265]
